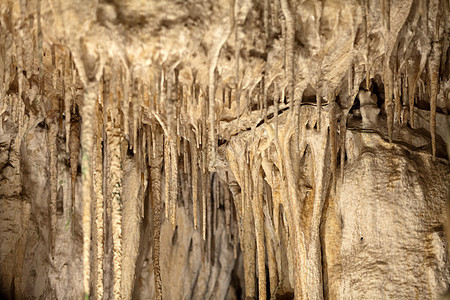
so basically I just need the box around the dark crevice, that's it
[132,165,154,299]
[228,252,244,299]
[126,144,134,157]
[37,120,48,130]
[349,97,361,119]
[171,226,178,245]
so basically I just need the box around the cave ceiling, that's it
[0,0,449,299]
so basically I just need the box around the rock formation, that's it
[0,0,449,299]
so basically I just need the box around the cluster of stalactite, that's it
[227,103,335,299]
[0,0,449,299]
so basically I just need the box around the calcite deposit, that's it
[0,0,449,299]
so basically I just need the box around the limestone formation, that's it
[0,0,449,299]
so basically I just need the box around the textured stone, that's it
[0,0,449,299]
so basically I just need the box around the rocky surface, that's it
[0,0,449,299]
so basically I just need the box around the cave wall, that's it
[0,0,449,299]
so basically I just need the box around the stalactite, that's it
[108,118,123,300]
[258,80,263,116]
[246,88,251,115]
[190,129,199,229]
[384,59,394,142]
[222,85,226,110]
[381,0,390,32]
[175,70,181,149]
[226,86,231,109]
[347,12,355,102]
[394,72,401,124]
[382,0,393,142]
[242,166,256,299]
[163,136,170,220]
[224,176,231,238]
[235,4,241,126]
[170,138,178,229]
[418,79,424,106]
[213,176,217,234]
[123,68,130,139]
[264,0,271,40]
[164,71,178,229]
[93,110,104,299]
[281,124,307,299]
[252,162,267,300]
[183,137,189,174]
[271,0,279,32]
[407,67,417,129]
[71,59,77,111]
[64,55,72,153]
[4,56,10,97]
[263,74,269,125]
[296,89,304,150]
[0,97,6,125]
[430,40,442,160]
[242,146,249,219]
[201,122,207,176]
[202,90,209,170]
[101,76,109,294]
[101,87,112,300]
[163,73,171,128]
[156,69,162,114]
[207,172,213,263]
[149,124,163,300]
[132,79,139,153]
[48,122,58,259]
[70,111,80,234]
[263,202,279,299]
[364,0,370,91]
[37,0,43,84]
[81,81,98,299]
[151,126,156,159]
[279,0,295,115]
[143,81,150,111]
[208,69,216,169]
[232,198,238,259]
[0,21,4,88]
[11,96,17,125]
[275,85,280,141]
[141,129,146,219]
[202,167,207,240]
[401,71,408,126]
[52,45,57,90]
[316,81,321,130]
[61,50,66,98]
[340,112,347,182]
[268,163,280,234]
[348,64,353,100]
[408,51,429,129]
[329,94,337,190]
[16,33,24,102]
[279,5,287,79]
